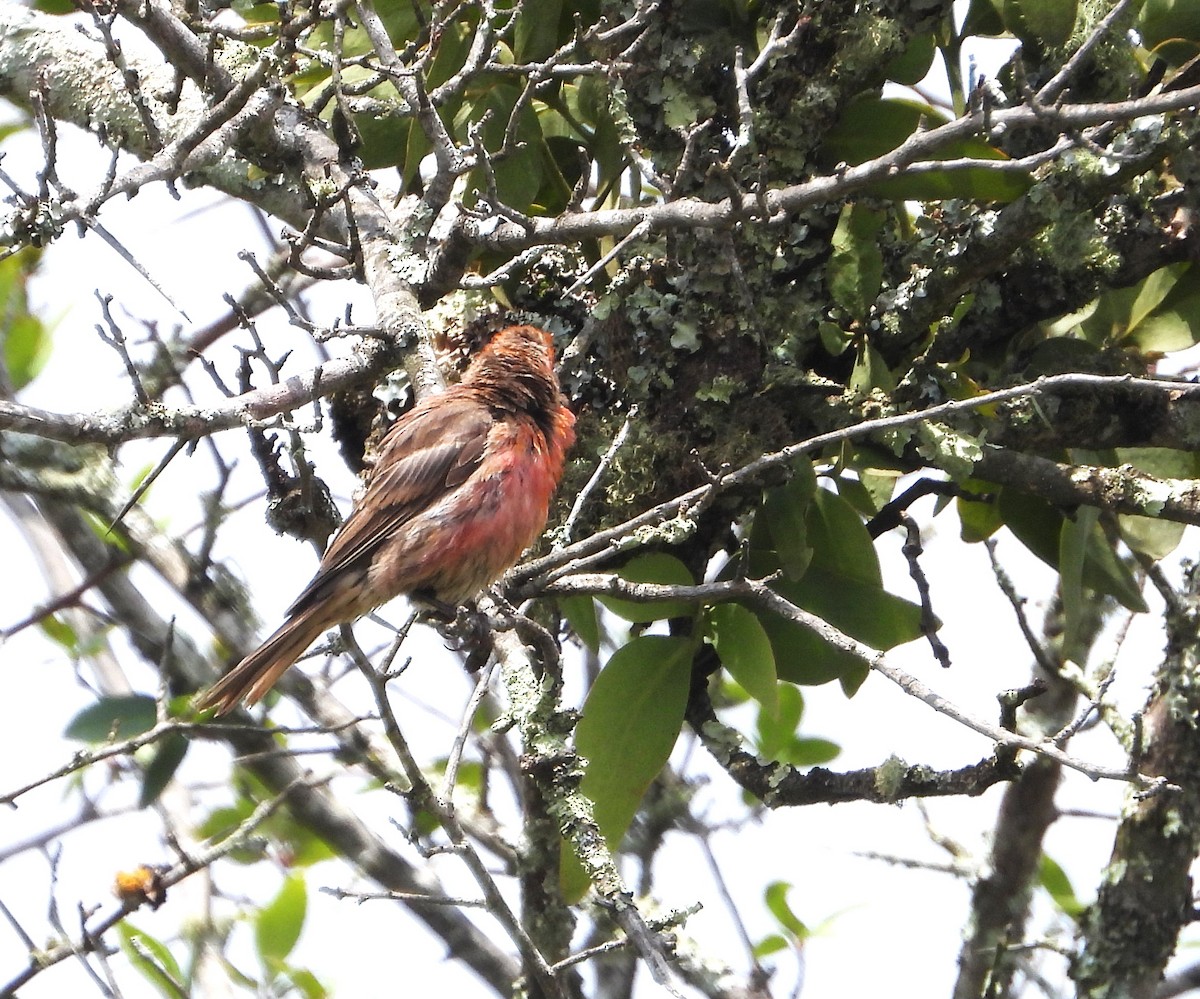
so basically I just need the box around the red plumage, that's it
[196,324,575,714]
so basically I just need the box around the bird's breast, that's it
[373,419,563,604]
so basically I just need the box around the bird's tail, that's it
[195,608,329,715]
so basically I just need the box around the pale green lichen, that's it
[699,719,744,763]
[695,375,740,403]
[670,320,701,352]
[1125,470,1171,517]
[765,762,791,789]
[916,424,983,481]
[873,754,909,801]
[627,514,698,549]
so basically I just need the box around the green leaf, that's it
[117,923,186,999]
[256,875,308,968]
[759,608,870,689]
[283,968,329,999]
[39,614,79,653]
[1059,506,1095,665]
[765,882,809,940]
[828,203,886,319]
[1119,514,1186,560]
[961,0,1005,36]
[806,488,882,585]
[424,14,474,88]
[862,142,1032,202]
[570,77,625,194]
[560,594,601,651]
[533,135,587,215]
[457,85,545,212]
[850,342,897,394]
[775,570,925,652]
[957,478,1003,542]
[747,487,923,692]
[1002,0,1077,46]
[818,321,853,357]
[1079,518,1149,613]
[751,571,920,691]
[514,0,563,61]
[1140,0,1200,46]
[199,779,335,867]
[4,314,50,390]
[762,459,818,580]
[1080,263,1200,352]
[755,684,805,757]
[0,249,49,389]
[849,470,899,515]
[354,111,419,172]
[597,553,696,623]
[1130,264,1200,353]
[1117,446,1200,480]
[139,733,189,809]
[753,933,791,958]
[1038,853,1085,917]
[886,33,936,85]
[65,695,157,742]
[564,635,693,900]
[752,686,840,765]
[997,489,1148,612]
[788,737,841,766]
[820,97,931,167]
[708,604,778,715]
[1140,0,1200,63]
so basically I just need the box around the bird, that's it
[195,324,576,715]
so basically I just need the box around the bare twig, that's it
[557,406,638,546]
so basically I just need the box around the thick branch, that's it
[685,679,1020,806]
[0,346,401,443]
[1074,566,1200,996]
[973,446,1200,525]
[458,85,1200,252]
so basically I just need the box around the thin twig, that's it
[440,659,497,802]
[558,406,638,546]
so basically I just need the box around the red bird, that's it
[196,324,576,714]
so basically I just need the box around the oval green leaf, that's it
[564,635,692,899]
[805,487,882,586]
[765,881,809,940]
[117,923,185,999]
[1003,0,1078,46]
[708,603,778,716]
[998,489,1148,612]
[828,203,886,320]
[256,874,308,968]
[65,694,157,742]
[762,459,818,580]
[559,593,601,651]
[755,684,805,757]
[139,733,189,809]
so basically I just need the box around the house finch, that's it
[196,324,576,714]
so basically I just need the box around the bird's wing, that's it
[285,393,493,616]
